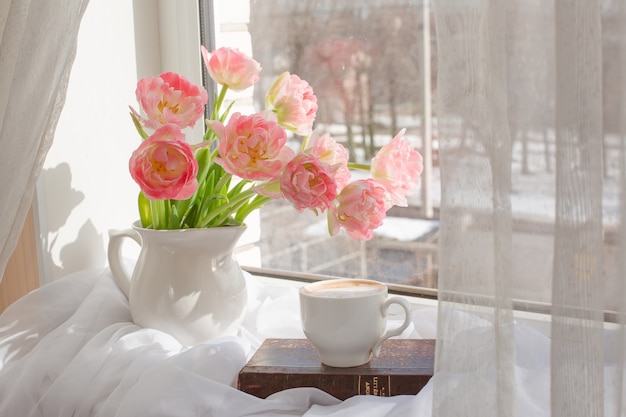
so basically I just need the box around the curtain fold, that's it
[552,2,604,415]
[0,0,90,279]
[618,3,626,414]
[433,0,625,416]
[432,1,516,415]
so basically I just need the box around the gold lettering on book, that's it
[358,375,391,397]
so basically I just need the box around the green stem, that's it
[236,194,271,223]
[150,199,168,229]
[197,188,257,228]
[212,84,229,121]
[347,162,371,171]
[214,170,232,193]
[202,84,230,143]
[300,134,310,150]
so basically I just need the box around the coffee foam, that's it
[302,280,385,298]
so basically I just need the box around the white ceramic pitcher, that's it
[107,222,248,345]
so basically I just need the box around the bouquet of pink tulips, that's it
[128,46,423,240]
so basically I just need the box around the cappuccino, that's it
[300,279,384,298]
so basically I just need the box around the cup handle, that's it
[107,228,142,299]
[371,296,412,357]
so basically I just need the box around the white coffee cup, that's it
[299,278,412,368]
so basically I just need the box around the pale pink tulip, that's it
[305,131,351,192]
[202,46,261,91]
[265,72,318,136]
[135,72,208,130]
[129,125,198,200]
[280,153,337,212]
[370,129,423,207]
[328,179,389,240]
[209,112,294,181]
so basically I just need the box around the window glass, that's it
[217,0,440,290]
[203,1,626,313]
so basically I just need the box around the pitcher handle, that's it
[107,228,142,299]
[371,296,412,357]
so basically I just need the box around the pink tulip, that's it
[370,129,423,207]
[305,131,351,192]
[202,46,261,91]
[129,125,198,200]
[265,72,318,136]
[135,72,208,130]
[280,153,337,212]
[328,179,389,240]
[209,112,294,181]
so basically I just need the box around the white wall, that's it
[37,0,257,283]
[38,0,141,283]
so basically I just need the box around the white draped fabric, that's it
[433,1,625,416]
[0,0,90,278]
[0,269,619,416]
[0,270,438,416]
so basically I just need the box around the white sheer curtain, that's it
[433,1,625,416]
[0,0,90,279]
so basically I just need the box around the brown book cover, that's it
[237,338,434,400]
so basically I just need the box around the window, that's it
[200,1,624,316]
[201,0,439,295]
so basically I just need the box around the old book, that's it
[237,338,434,400]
